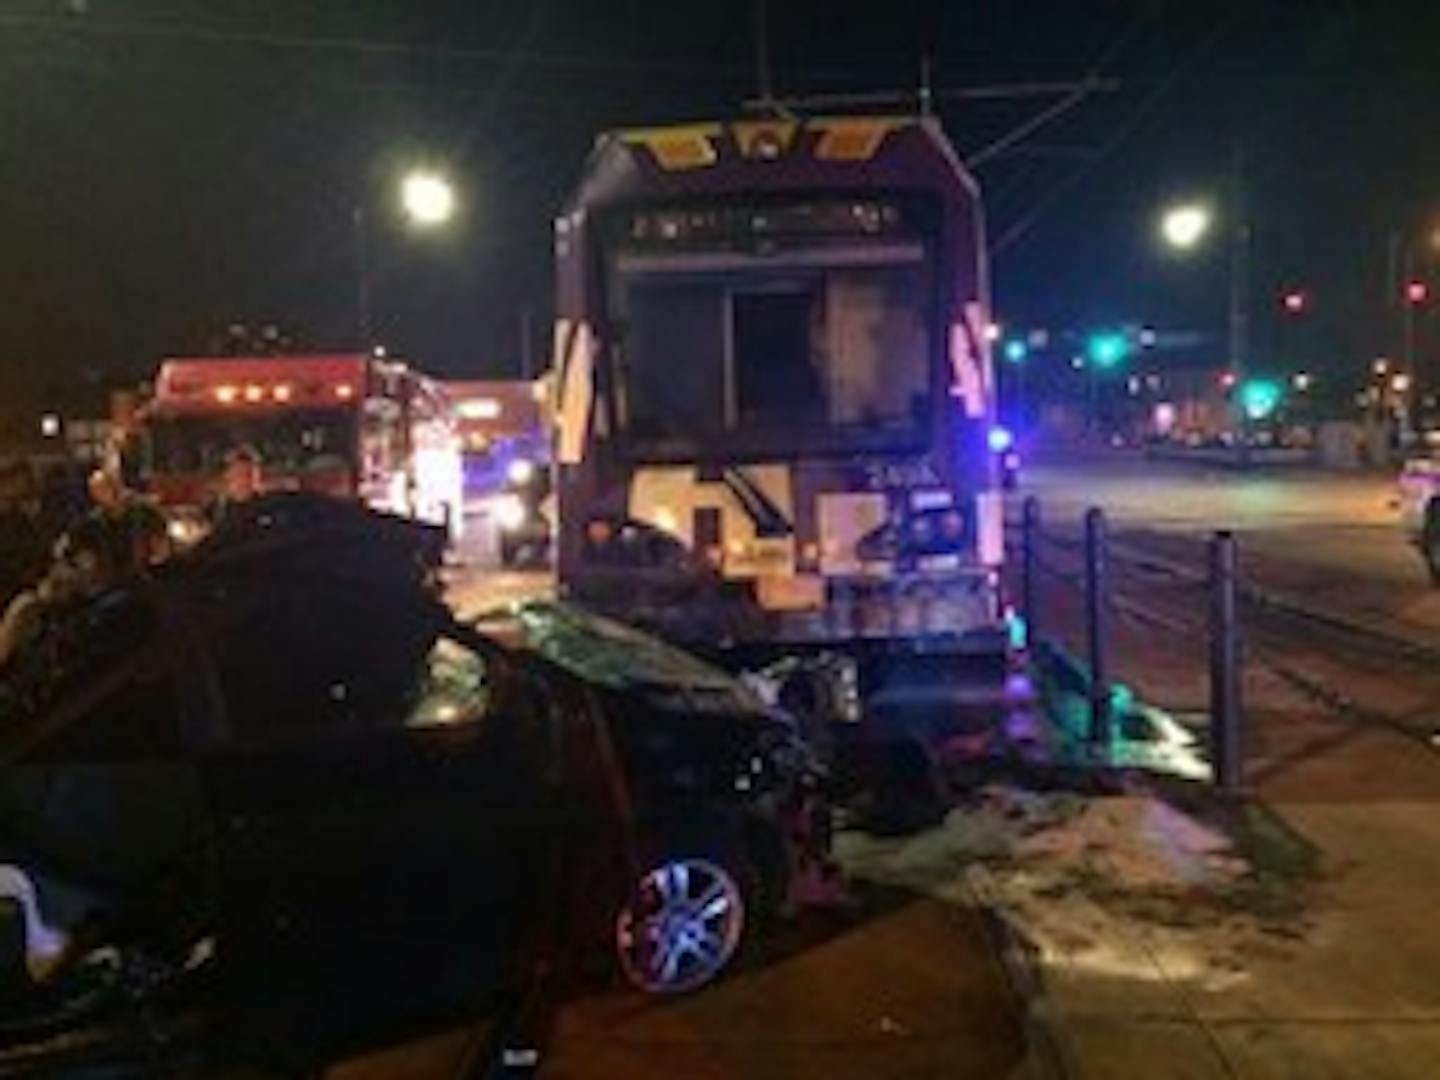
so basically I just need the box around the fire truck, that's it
[132,354,464,542]
[550,115,1011,737]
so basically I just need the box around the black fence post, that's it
[1022,496,1040,645]
[1084,507,1111,750]
[1209,530,1243,791]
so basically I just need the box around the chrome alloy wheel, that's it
[615,857,745,994]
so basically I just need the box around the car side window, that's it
[205,579,443,746]
[407,635,491,728]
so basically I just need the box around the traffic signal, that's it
[1086,332,1129,369]
[1406,280,1429,305]
[1281,290,1308,314]
[1239,379,1282,420]
[1003,339,1028,364]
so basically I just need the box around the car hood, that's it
[476,599,774,719]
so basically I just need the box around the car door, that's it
[337,620,565,1015]
[190,573,433,1050]
[193,576,560,1049]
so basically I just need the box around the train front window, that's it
[611,248,932,451]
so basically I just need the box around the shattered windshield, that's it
[482,600,752,700]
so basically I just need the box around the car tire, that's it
[1425,503,1440,587]
[613,826,755,995]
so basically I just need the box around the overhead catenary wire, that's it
[991,11,1240,257]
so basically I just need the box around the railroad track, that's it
[1011,524,1440,759]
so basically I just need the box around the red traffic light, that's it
[1406,280,1429,305]
[1282,290,1308,314]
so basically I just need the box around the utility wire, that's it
[0,10,860,81]
[965,14,1144,169]
[992,14,1238,257]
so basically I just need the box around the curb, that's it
[966,866,1077,1080]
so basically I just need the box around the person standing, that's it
[78,468,169,581]
[205,446,265,532]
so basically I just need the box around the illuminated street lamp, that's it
[1158,196,1253,456]
[355,169,459,345]
[400,171,456,227]
[1159,203,1213,251]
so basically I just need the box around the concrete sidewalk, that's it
[1009,799,1440,1080]
[328,891,1030,1079]
[1000,539,1440,1078]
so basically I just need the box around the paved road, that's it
[1021,448,1412,580]
[1018,448,1440,638]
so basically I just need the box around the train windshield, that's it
[604,200,935,457]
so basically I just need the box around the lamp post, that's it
[1159,192,1252,460]
[355,170,457,347]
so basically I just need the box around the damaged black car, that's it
[0,494,830,1074]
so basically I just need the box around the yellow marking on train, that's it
[621,123,724,171]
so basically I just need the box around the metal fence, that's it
[1015,494,1440,793]
[1015,496,1243,791]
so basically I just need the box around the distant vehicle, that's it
[445,379,549,498]
[0,496,827,1073]
[128,354,464,545]
[1399,455,1440,583]
[550,114,1011,765]
[495,453,553,567]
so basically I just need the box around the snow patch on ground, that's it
[837,785,1319,992]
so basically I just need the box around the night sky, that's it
[3,0,1439,425]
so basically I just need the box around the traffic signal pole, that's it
[1229,142,1251,466]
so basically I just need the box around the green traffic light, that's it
[1086,332,1128,368]
[1239,379,1282,420]
[1003,339,1028,364]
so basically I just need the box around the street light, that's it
[400,171,456,226]
[356,169,459,346]
[1159,202,1213,251]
